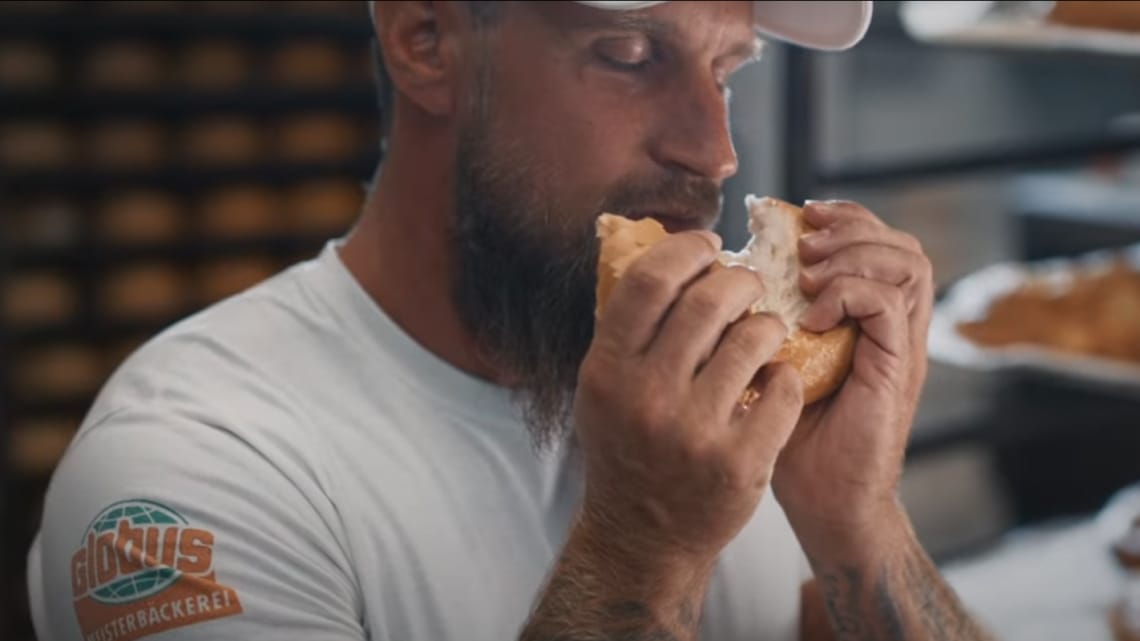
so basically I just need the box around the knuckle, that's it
[682,287,723,318]
[623,267,670,301]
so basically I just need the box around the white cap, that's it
[567,1,873,51]
[368,1,874,52]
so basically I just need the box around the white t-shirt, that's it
[28,240,811,641]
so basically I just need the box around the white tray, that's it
[928,243,1140,393]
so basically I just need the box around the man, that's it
[27,1,997,640]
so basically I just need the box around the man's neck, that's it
[338,140,506,387]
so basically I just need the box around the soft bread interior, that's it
[719,195,810,330]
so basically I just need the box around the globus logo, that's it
[71,500,212,603]
[70,499,243,641]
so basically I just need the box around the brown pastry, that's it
[98,263,190,321]
[177,40,252,90]
[0,42,59,89]
[276,113,359,162]
[181,117,263,166]
[97,190,184,244]
[198,185,282,238]
[87,120,168,169]
[83,41,166,90]
[1049,1,1140,33]
[0,120,74,169]
[270,40,348,88]
[957,259,1140,365]
[14,345,105,400]
[284,179,362,234]
[2,272,78,326]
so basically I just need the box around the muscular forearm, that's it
[519,514,713,641]
[802,508,997,641]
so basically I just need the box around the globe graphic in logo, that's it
[84,500,186,605]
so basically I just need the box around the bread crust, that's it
[595,198,856,405]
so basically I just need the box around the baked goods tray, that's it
[928,242,1140,394]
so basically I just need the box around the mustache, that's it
[598,173,724,220]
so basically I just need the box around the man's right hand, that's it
[520,230,806,641]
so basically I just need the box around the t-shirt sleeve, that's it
[29,405,365,641]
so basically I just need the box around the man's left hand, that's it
[770,200,934,546]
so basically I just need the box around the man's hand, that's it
[520,229,805,641]
[771,200,933,543]
[770,201,997,641]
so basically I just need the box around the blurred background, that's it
[2,1,1140,640]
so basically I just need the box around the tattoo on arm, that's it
[810,540,997,641]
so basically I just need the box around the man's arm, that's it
[519,511,713,641]
[798,509,997,641]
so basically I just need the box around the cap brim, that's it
[575,0,873,51]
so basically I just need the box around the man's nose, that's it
[649,73,739,183]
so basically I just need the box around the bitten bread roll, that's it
[596,195,857,405]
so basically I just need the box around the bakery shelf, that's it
[0,85,380,118]
[814,132,1140,189]
[10,313,191,345]
[6,233,332,269]
[0,10,374,42]
[0,154,378,194]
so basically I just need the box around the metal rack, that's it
[0,3,381,638]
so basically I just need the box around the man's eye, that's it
[594,36,654,71]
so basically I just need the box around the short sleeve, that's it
[28,405,365,641]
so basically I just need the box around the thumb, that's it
[735,362,805,470]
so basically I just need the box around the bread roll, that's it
[3,272,77,325]
[270,41,348,88]
[88,119,168,169]
[14,345,104,399]
[0,121,74,169]
[198,185,282,238]
[0,42,59,89]
[181,117,263,166]
[8,418,77,477]
[276,114,358,162]
[595,195,857,405]
[197,256,279,304]
[84,42,166,90]
[98,263,189,320]
[98,190,184,244]
[178,40,251,90]
[284,179,362,233]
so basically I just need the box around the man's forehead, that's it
[531,1,761,54]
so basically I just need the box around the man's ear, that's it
[373,1,467,120]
